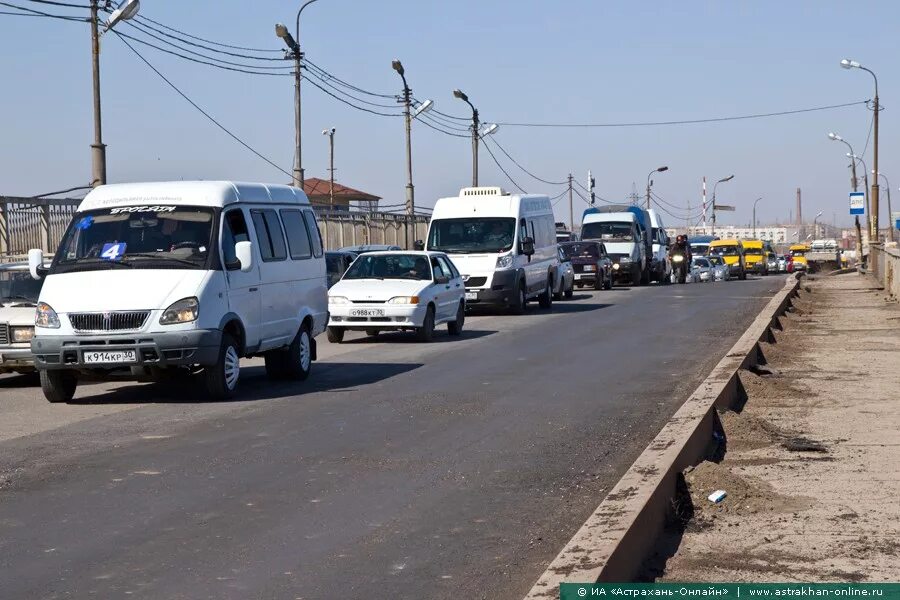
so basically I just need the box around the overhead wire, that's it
[111,30,292,179]
[303,68,404,110]
[0,0,84,19]
[124,16,286,61]
[302,74,403,117]
[134,14,281,53]
[495,100,868,128]
[305,59,397,99]
[479,136,527,194]
[484,136,568,185]
[416,115,470,138]
[23,0,88,7]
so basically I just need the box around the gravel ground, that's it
[651,273,900,582]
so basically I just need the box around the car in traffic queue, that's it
[326,251,465,343]
[553,246,575,300]
[708,239,747,280]
[766,251,779,274]
[741,240,767,275]
[777,254,788,273]
[325,250,357,289]
[0,262,45,375]
[788,244,810,272]
[690,256,714,282]
[559,241,613,290]
[706,255,731,281]
[338,244,402,255]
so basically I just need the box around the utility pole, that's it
[453,89,479,187]
[322,128,335,207]
[567,174,574,232]
[90,0,105,187]
[872,87,880,240]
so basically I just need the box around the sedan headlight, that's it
[387,296,419,305]
[35,302,60,329]
[11,326,35,342]
[160,297,199,325]
[329,296,351,304]
[496,254,514,269]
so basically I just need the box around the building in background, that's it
[302,177,381,212]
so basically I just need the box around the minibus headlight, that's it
[496,254,514,269]
[329,296,350,305]
[612,263,620,270]
[35,302,60,329]
[388,296,419,305]
[160,297,199,325]
[11,326,35,342]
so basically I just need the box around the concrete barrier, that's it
[869,244,900,299]
[524,276,801,598]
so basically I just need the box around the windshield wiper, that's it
[124,253,202,268]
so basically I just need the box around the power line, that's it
[114,30,291,76]
[302,73,403,118]
[0,0,84,19]
[416,115,470,138]
[23,0,86,6]
[305,59,397,99]
[111,30,292,179]
[303,68,403,110]
[485,136,568,185]
[480,137,527,194]
[861,110,875,158]
[135,14,281,54]
[495,100,868,128]
[122,16,286,61]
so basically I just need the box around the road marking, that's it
[140,435,172,440]
[132,470,161,476]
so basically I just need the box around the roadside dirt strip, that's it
[525,276,801,598]
[656,273,900,581]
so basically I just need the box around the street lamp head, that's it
[718,175,734,183]
[482,123,499,136]
[413,99,434,118]
[275,23,299,50]
[828,132,842,141]
[657,166,669,172]
[322,127,335,136]
[102,0,140,34]
[452,89,468,102]
[816,211,824,218]
[391,59,404,76]
[840,58,860,69]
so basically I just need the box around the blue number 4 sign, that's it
[100,242,127,261]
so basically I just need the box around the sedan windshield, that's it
[52,206,214,274]
[427,218,516,254]
[0,269,42,306]
[343,254,432,281]
[581,222,633,242]
[560,243,600,259]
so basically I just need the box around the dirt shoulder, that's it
[652,273,900,582]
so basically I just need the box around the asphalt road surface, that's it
[0,276,786,600]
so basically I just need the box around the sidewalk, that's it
[655,273,900,582]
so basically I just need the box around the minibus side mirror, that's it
[235,241,254,273]
[520,237,535,257]
[28,248,47,280]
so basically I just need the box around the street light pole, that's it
[645,166,669,210]
[322,128,335,207]
[89,0,105,187]
[873,171,894,241]
[841,59,880,240]
[453,89,479,186]
[752,197,762,239]
[813,211,824,240]
[711,174,734,237]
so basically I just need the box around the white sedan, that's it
[327,251,466,343]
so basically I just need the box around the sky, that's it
[1,0,897,230]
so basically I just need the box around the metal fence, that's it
[0,196,431,262]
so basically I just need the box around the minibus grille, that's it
[0,323,8,344]
[464,276,487,287]
[69,311,150,332]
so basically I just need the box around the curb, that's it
[524,275,802,598]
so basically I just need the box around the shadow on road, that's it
[336,329,496,345]
[0,373,39,388]
[549,302,612,314]
[68,362,422,405]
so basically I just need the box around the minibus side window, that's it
[280,209,312,260]
[222,209,250,270]
[302,210,324,258]
[251,209,287,262]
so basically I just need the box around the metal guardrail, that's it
[0,196,431,258]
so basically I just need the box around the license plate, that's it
[350,308,385,317]
[465,291,478,300]
[83,350,137,364]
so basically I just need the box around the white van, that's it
[581,210,646,285]
[647,209,672,283]
[425,187,559,313]
[28,181,328,403]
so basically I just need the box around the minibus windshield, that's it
[52,206,214,273]
[710,246,740,257]
[427,218,516,254]
[580,222,633,242]
[0,268,42,306]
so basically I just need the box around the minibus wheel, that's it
[282,324,313,381]
[204,333,240,400]
[40,370,77,403]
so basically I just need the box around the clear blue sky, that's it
[1,0,897,229]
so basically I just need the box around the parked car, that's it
[28,180,329,403]
[325,250,357,289]
[553,246,575,300]
[690,256,713,282]
[339,244,402,255]
[559,241,613,290]
[0,262,45,375]
[326,251,465,343]
[707,255,731,281]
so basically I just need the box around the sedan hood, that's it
[330,278,430,302]
[40,270,209,312]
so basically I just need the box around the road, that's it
[0,276,785,600]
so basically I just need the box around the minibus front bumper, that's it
[463,269,519,307]
[31,329,222,370]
